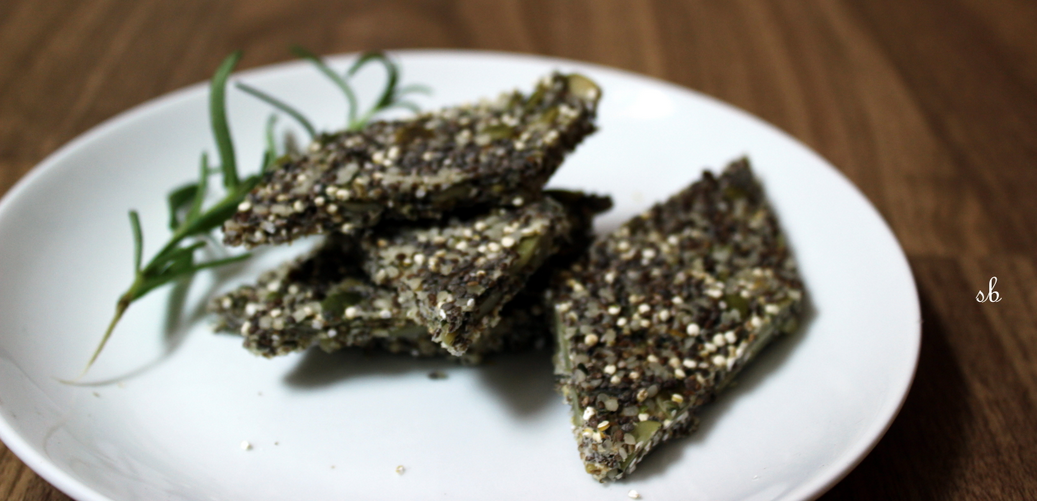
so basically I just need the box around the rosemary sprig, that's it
[82,48,429,378]
[80,51,260,378]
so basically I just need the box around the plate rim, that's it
[0,48,921,501]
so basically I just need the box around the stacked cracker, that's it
[212,73,608,363]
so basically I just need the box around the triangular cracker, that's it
[548,158,804,481]
[224,73,601,248]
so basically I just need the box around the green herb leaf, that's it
[211,51,242,189]
[167,184,198,230]
[186,153,209,224]
[383,100,422,114]
[236,82,317,138]
[397,83,432,97]
[291,45,359,125]
[129,210,143,273]
[349,51,398,110]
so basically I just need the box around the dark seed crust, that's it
[547,158,805,482]
[223,73,601,248]
[209,235,548,365]
[361,194,605,356]
[211,190,612,362]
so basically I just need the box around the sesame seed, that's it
[674,368,686,378]
[604,364,617,375]
[597,420,611,431]
[240,440,252,451]
[501,236,516,248]
[610,375,622,384]
[584,333,599,346]
[712,355,726,366]
[379,309,392,319]
[713,333,727,346]
[395,465,405,475]
[686,323,701,336]
[237,201,251,212]
[638,412,650,421]
[671,394,684,404]
[344,306,358,319]
[636,388,648,401]
[583,407,596,420]
[725,330,738,344]
[638,304,651,314]
[512,196,524,206]
[682,358,695,368]
[629,371,641,380]
[765,303,781,314]
[628,490,641,499]
[647,354,659,364]
[617,317,628,327]
[607,305,621,315]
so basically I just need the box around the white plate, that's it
[0,51,919,501]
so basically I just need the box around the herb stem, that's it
[130,210,143,273]
[236,82,317,138]
[211,51,242,189]
[291,45,359,126]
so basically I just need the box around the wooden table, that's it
[2,1,1035,499]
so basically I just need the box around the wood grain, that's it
[1,1,1035,499]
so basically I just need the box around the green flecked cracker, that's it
[223,73,601,248]
[548,158,804,482]
[361,192,610,356]
[210,235,548,364]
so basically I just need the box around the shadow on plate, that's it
[62,248,257,387]
[283,345,558,418]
